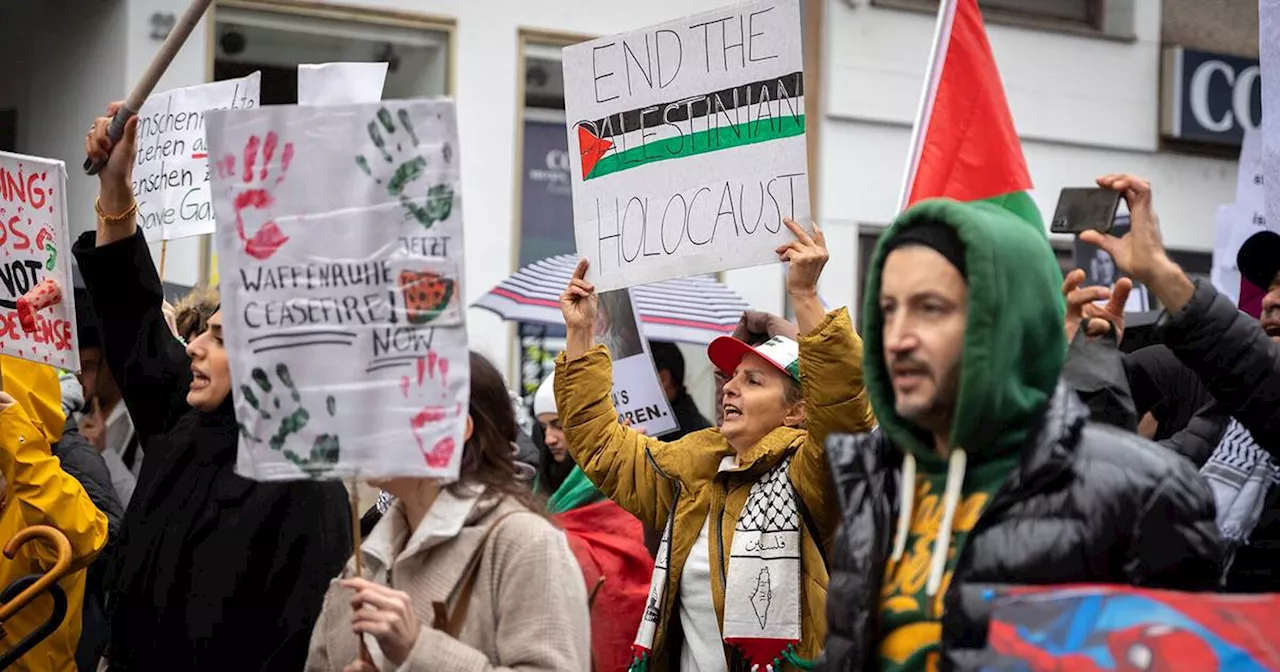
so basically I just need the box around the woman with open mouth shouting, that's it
[553,219,876,672]
[74,101,352,671]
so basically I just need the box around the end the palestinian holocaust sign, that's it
[563,0,810,291]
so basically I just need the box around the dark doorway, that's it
[0,109,16,152]
[213,62,297,105]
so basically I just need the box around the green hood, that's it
[861,197,1066,468]
[543,466,607,515]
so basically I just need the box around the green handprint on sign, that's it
[238,363,340,476]
[354,107,455,229]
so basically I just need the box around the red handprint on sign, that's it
[216,132,295,260]
[399,352,460,469]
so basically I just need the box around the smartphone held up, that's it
[1050,187,1123,235]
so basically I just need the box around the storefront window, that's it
[212,4,451,104]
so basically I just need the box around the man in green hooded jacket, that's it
[817,197,1222,671]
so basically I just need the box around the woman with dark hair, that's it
[531,372,653,672]
[78,101,352,670]
[306,352,591,672]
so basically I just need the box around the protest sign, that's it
[0,152,78,371]
[1229,127,1268,256]
[133,73,261,241]
[562,0,810,291]
[206,100,466,481]
[297,62,388,105]
[598,288,678,436]
[1262,0,1280,232]
[1212,204,1243,304]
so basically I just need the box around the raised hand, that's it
[775,218,828,299]
[561,259,599,361]
[1081,174,1196,314]
[560,259,598,332]
[215,132,295,260]
[86,101,140,223]
[1080,175,1166,284]
[1062,269,1131,345]
[775,218,829,335]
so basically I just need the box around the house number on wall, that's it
[151,12,176,40]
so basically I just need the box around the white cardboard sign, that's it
[298,62,388,106]
[133,73,261,240]
[0,152,78,371]
[562,0,810,292]
[597,289,678,436]
[1262,0,1280,237]
[207,100,466,481]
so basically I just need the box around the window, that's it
[979,0,1098,27]
[872,0,1131,37]
[212,3,452,105]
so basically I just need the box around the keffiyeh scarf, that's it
[631,456,808,671]
[1200,418,1279,575]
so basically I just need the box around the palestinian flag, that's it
[576,71,805,181]
[899,0,1036,221]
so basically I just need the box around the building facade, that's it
[0,0,1259,384]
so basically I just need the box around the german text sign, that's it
[134,73,261,240]
[207,100,467,481]
[0,152,78,371]
[562,0,810,291]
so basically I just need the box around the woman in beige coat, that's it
[305,352,591,672]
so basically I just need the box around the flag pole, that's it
[896,0,957,213]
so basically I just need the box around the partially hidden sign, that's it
[562,0,810,292]
[134,73,261,241]
[597,289,677,436]
[206,100,466,481]
[0,152,78,371]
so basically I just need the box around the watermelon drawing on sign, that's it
[401,271,455,325]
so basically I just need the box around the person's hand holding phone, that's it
[1081,174,1195,314]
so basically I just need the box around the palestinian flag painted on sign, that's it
[900,0,1037,223]
[575,71,805,182]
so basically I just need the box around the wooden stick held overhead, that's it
[83,0,215,175]
[159,240,168,281]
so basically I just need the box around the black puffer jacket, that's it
[1157,282,1280,592]
[817,382,1223,672]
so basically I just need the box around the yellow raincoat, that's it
[0,356,109,671]
[554,309,875,670]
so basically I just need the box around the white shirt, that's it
[680,518,728,672]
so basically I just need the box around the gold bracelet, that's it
[95,197,137,223]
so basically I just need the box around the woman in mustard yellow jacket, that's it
[554,220,876,672]
[0,357,110,671]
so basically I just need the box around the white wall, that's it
[4,0,128,246]
[821,0,1238,314]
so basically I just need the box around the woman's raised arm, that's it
[71,102,193,439]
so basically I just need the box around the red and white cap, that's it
[706,335,801,382]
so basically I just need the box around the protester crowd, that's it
[0,85,1273,672]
